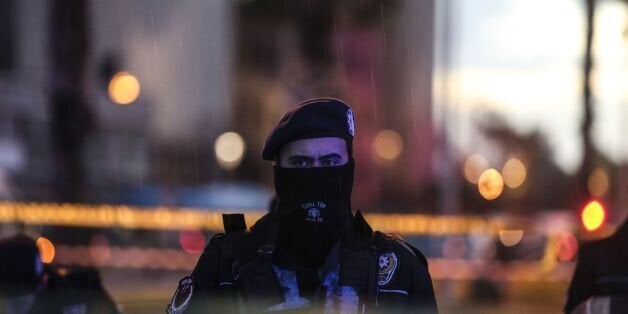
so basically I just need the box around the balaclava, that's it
[262,98,356,268]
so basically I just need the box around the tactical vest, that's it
[168,212,431,313]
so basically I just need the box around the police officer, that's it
[0,234,120,314]
[0,234,42,313]
[168,98,438,313]
[564,220,628,313]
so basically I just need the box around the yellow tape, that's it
[0,202,504,235]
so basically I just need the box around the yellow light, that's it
[36,236,55,264]
[587,167,609,197]
[372,129,403,162]
[214,132,246,170]
[498,229,523,247]
[0,202,510,236]
[581,200,605,231]
[463,154,489,184]
[108,71,141,105]
[478,168,504,200]
[502,158,527,188]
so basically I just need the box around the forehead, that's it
[279,137,347,157]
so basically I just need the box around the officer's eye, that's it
[321,159,339,167]
[291,159,311,168]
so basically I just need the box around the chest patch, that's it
[377,252,398,286]
[302,201,325,223]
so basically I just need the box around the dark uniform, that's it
[0,234,120,314]
[169,98,437,313]
[28,266,121,314]
[169,212,437,313]
[565,221,628,313]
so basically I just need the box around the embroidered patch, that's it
[347,109,355,136]
[377,252,398,286]
[302,201,326,223]
[168,276,194,314]
[307,207,320,220]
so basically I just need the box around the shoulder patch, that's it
[347,109,355,136]
[167,276,194,314]
[377,252,398,286]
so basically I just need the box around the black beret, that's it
[262,98,355,160]
[0,234,43,297]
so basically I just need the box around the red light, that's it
[581,200,606,232]
[88,234,111,264]
[556,233,578,261]
[179,229,206,254]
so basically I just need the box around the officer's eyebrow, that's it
[287,155,315,162]
[319,153,342,160]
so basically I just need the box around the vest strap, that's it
[222,213,247,234]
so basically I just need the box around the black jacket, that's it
[168,212,438,313]
[565,221,628,313]
[29,266,120,314]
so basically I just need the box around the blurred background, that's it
[0,0,626,312]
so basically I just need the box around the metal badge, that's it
[167,276,194,314]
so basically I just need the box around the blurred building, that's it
[0,0,235,204]
[0,0,437,212]
[232,0,436,212]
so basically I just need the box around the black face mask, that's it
[273,159,354,268]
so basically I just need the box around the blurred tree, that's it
[576,0,626,215]
[415,113,594,213]
[577,0,596,205]
[480,117,574,212]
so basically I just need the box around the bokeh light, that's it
[371,129,403,162]
[502,158,527,189]
[581,200,606,232]
[179,229,206,254]
[214,132,246,170]
[478,168,504,200]
[36,236,55,264]
[556,233,578,261]
[88,234,112,264]
[587,167,609,197]
[463,154,489,184]
[108,71,141,105]
[498,229,524,247]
